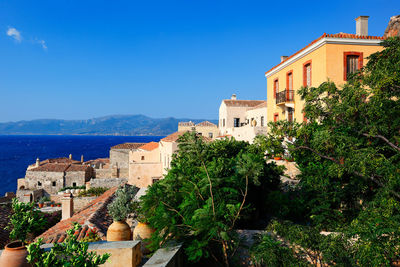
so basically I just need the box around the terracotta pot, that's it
[57,204,61,207]
[274,157,282,160]
[106,220,131,241]
[38,203,44,208]
[0,241,31,267]
[133,222,155,240]
[50,204,55,207]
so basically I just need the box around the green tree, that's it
[140,132,282,266]
[254,37,400,266]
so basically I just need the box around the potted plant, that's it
[273,153,283,161]
[0,198,46,267]
[38,197,45,208]
[132,201,155,242]
[50,201,55,207]
[106,185,137,241]
[56,203,61,207]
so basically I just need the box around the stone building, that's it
[178,121,219,139]
[129,142,163,188]
[109,143,146,178]
[17,157,93,201]
[218,94,267,143]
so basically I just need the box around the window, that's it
[72,182,77,187]
[38,181,42,186]
[287,107,294,122]
[223,119,225,127]
[141,156,145,160]
[344,52,363,81]
[209,132,213,138]
[273,78,279,98]
[286,70,294,101]
[52,181,56,187]
[234,118,240,127]
[303,60,312,87]
[274,113,279,122]
[261,116,264,127]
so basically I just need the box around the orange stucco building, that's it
[265,16,384,124]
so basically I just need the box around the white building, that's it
[218,94,268,143]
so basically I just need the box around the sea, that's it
[0,135,164,196]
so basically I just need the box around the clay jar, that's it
[106,221,131,241]
[0,241,31,267]
[133,222,155,240]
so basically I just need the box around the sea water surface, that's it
[0,135,164,196]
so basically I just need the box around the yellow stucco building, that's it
[265,16,384,124]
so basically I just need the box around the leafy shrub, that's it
[140,132,282,265]
[107,185,138,221]
[81,228,101,243]
[27,223,110,266]
[6,198,46,243]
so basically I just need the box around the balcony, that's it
[276,89,294,105]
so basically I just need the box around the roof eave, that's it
[265,37,382,78]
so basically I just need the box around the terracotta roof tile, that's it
[139,142,159,151]
[265,33,385,75]
[84,158,109,165]
[36,187,122,244]
[30,163,71,172]
[223,100,266,108]
[110,143,146,150]
[196,121,217,127]
[160,131,186,142]
[65,165,90,172]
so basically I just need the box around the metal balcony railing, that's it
[276,89,294,104]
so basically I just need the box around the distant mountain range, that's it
[0,115,218,136]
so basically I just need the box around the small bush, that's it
[78,187,108,197]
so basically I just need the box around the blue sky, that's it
[0,0,398,122]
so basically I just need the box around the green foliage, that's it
[6,198,46,243]
[26,223,110,267]
[107,185,138,221]
[38,196,50,204]
[250,232,309,266]
[80,228,101,243]
[252,37,400,266]
[140,132,283,265]
[78,187,108,197]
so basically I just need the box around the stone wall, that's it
[16,189,44,202]
[94,168,111,179]
[89,178,127,189]
[65,170,90,188]
[384,15,400,38]
[110,149,130,178]
[25,171,65,195]
[128,162,163,188]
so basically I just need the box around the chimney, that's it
[281,56,288,62]
[231,94,237,100]
[62,193,74,220]
[356,16,369,36]
[35,158,40,167]
[81,155,84,163]
[69,154,72,160]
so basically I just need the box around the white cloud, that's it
[6,27,22,42]
[37,39,47,50]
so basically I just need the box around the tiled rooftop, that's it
[110,143,146,150]
[223,100,266,107]
[30,163,90,172]
[265,33,385,74]
[0,205,12,249]
[160,131,186,142]
[139,142,159,151]
[178,121,195,126]
[36,187,118,243]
